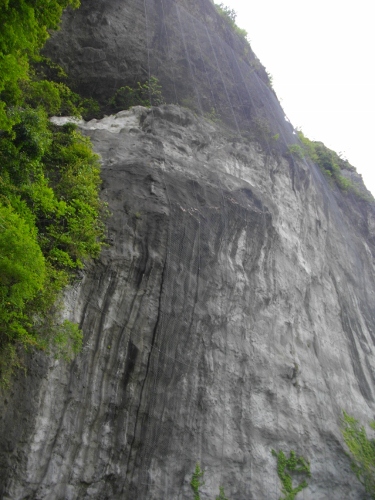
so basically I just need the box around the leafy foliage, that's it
[0,0,79,130]
[23,79,84,116]
[0,204,46,342]
[266,71,274,89]
[288,131,374,201]
[0,0,106,384]
[272,449,311,500]
[28,57,101,119]
[191,463,205,500]
[52,319,83,361]
[0,113,106,380]
[287,144,305,160]
[216,3,237,22]
[214,3,249,41]
[41,123,105,268]
[341,411,375,498]
[215,485,229,500]
[109,77,164,113]
[190,463,230,500]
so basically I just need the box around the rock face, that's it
[1,105,375,499]
[2,0,375,499]
[42,0,294,141]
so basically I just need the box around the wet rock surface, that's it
[1,106,375,499]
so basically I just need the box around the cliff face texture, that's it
[42,0,294,142]
[1,0,375,499]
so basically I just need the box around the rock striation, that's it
[1,0,375,499]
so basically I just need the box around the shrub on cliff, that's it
[190,463,230,500]
[0,110,106,384]
[288,131,374,201]
[341,411,375,498]
[0,0,79,130]
[214,3,249,41]
[0,0,107,385]
[0,204,46,342]
[108,77,164,113]
[272,449,311,500]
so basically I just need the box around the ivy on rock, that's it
[272,449,311,500]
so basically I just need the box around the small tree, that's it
[214,3,248,40]
[190,463,204,500]
[341,411,375,498]
[216,3,237,22]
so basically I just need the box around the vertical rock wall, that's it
[42,0,295,143]
[1,0,375,497]
[1,106,375,499]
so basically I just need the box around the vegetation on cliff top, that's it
[214,3,249,42]
[213,4,371,200]
[288,131,374,202]
[0,0,106,385]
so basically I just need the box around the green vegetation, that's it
[215,486,229,500]
[205,107,221,124]
[29,57,101,120]
[0,0,80,130]
[190,463,229,500]
[0,0,107,386]
[191,463,205,500]
[251,116,276,149]
[214,3,249,41]
[266,71,274,89]
[272,449,311,500]
[287,144,305,160]
[288,131,374,201]
[108,77,164,113]
[341,411,375,498]
[52,319,83,361]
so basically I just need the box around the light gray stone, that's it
[1,105,375,499]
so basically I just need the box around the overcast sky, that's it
[223,0,375,196]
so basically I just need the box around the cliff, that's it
[41,0,296,146]
[1,0,375,499]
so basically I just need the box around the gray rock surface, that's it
[42,0,295,143]
[1,105,375,499]
[1,0,375,498]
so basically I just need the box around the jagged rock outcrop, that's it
[1,0,375,498]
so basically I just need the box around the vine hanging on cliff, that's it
[272,449,311,500]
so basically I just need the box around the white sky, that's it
[224,0,375,196]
